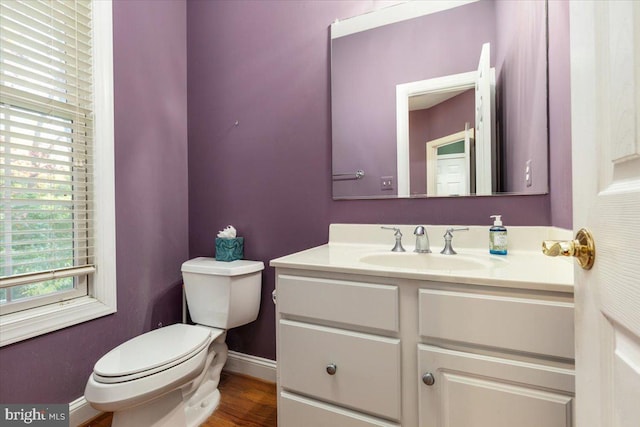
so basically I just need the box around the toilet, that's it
[84,257,264,427]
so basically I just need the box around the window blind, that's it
[0,0,95,306]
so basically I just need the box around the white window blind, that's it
[1,0,96,314]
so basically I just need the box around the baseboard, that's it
[223,350,277,383]
[69,396,101,427]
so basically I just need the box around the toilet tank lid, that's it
[182,257,264,276]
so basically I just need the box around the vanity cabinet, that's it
[274,269,575,427]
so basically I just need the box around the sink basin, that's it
[359,252,498,271]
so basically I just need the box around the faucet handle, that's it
[444,227,469,238]
[381,226,401,234]
[441,227,469,255]
[381,226,406,252]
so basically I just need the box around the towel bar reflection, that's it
[332,170,365,181]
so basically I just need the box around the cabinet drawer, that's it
[279,320,401,420]
[277,274,399,332]
[418,344,575,427]
[418,289,574,359]
[280,391,400,427]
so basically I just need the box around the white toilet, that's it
[84,257,264,427]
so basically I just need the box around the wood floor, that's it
[80,372,277,427]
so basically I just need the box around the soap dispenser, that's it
[489,215,508,255]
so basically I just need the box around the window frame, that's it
[0,0,116,347]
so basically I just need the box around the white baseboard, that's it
[69,396,100,427]
[223,350,277,383]
[69,351,276,426]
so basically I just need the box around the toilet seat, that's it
[93,324,213,384]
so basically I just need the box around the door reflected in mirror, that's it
[331,0,548,199]
[398,43,494,197]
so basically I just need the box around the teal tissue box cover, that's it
[215,237,244,261]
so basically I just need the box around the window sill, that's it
[0,296,116,347]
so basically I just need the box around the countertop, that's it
[270,224,574,293]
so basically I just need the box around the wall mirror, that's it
[331,0,548,199]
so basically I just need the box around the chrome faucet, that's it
[381,226,406,252]
[440,227,469,255]
[413,226,431,253]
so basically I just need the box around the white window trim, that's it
[0,0,116,347]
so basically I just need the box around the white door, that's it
[426,129,473,197]
[475,43,493,195]
[436,156,467,196]
[571,2,640,426]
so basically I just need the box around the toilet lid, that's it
[93,324,212,383]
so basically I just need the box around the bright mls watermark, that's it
[0,404,68,426]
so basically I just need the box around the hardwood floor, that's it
[203,372,277,427]
[80,412,112,427]
[80,372,277,427]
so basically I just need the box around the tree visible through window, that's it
[1,0,95,313]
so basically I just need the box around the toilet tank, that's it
[181,257,264,329]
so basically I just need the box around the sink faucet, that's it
[440,227,469,255]
[413,226,431,253]
[381,227,406,252]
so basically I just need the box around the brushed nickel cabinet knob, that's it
[422,372,435,386]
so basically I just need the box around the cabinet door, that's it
[418,345,575,427]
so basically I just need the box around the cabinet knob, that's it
[326,363,337,375]
[422,372,435,386]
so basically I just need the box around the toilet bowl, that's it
[84,258,264,427]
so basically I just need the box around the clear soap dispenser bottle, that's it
[489,215,508,255]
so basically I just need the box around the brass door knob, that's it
[542,228,595,270]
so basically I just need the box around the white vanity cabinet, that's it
[274,269,575,427]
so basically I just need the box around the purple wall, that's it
[409,90,475,195]
[548,0,572,229]
[495,0,548,194]
[332,1,496,198]
[0,0,189,404]
[186,0,340,359]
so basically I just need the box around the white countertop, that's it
[270,224,575,293]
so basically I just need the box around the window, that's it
[0,0,115,346]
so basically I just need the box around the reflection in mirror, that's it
[425,128,474,197]
[396,48,495,197]
[331,0,548,199]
